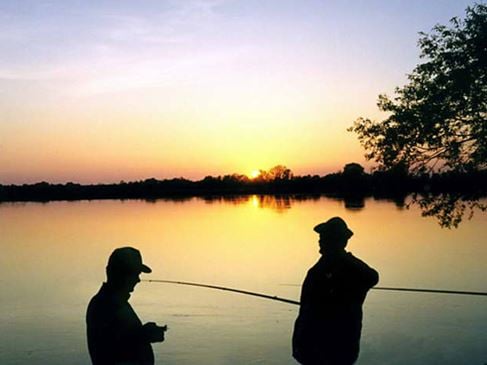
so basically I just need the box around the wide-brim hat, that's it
[107,246,152,273]
[313,217,353,239]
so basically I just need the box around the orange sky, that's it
[0,1,475,183]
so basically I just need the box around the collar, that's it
[100,282,131,303]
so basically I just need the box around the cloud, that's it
[0,0,229,83]
[74,46,252,96]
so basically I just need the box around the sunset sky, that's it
[0,0,476,184]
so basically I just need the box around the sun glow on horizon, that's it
[249,170,261,179]
[0,1,472,184]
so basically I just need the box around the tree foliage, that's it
[258,165,293,181]
[343,163,365,178]
[349,4,487,174]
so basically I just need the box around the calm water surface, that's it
[0,196,486,364]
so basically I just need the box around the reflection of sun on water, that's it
[251,195,259,208]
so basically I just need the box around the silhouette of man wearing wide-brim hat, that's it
[292,217,379,365]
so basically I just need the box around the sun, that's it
[249,170,261,179]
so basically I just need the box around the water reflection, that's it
[0,193,483,231]
[202,195,252,206]
[194,194,401,215]
[144,196,194,204]
[138,193,482,228]
[201,195,294,212]
[0,197,486,365]
[343,195,365,210]
[412,193,487,228]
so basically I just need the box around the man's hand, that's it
[143,322,167,343]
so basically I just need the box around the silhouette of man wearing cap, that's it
[292,217,379,365]
[86,247,167,365]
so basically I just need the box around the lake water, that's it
[0,196,486,364]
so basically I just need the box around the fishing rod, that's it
[142,279,299,305]
[280,284,487,297]
[373,286,487,296]
[142,279,487,306]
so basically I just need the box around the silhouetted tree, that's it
[349,4,487,227]
[343,163,365,178]
[257,165,293,181]
[349,4,487,174]
[268,165,293,180]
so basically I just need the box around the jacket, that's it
[292,251,379,365]
[86,283,155,365]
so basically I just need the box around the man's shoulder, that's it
[344,252,372,267]
[307,258,325,274]
[87,285,122,320]
[344,252,379,284]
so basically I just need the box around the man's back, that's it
[293,252,379,364]
[86,283,154,365]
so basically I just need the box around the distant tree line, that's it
[1,163,485,203]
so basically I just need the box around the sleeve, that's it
[112,304,150,346]
[347,254,379,289]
